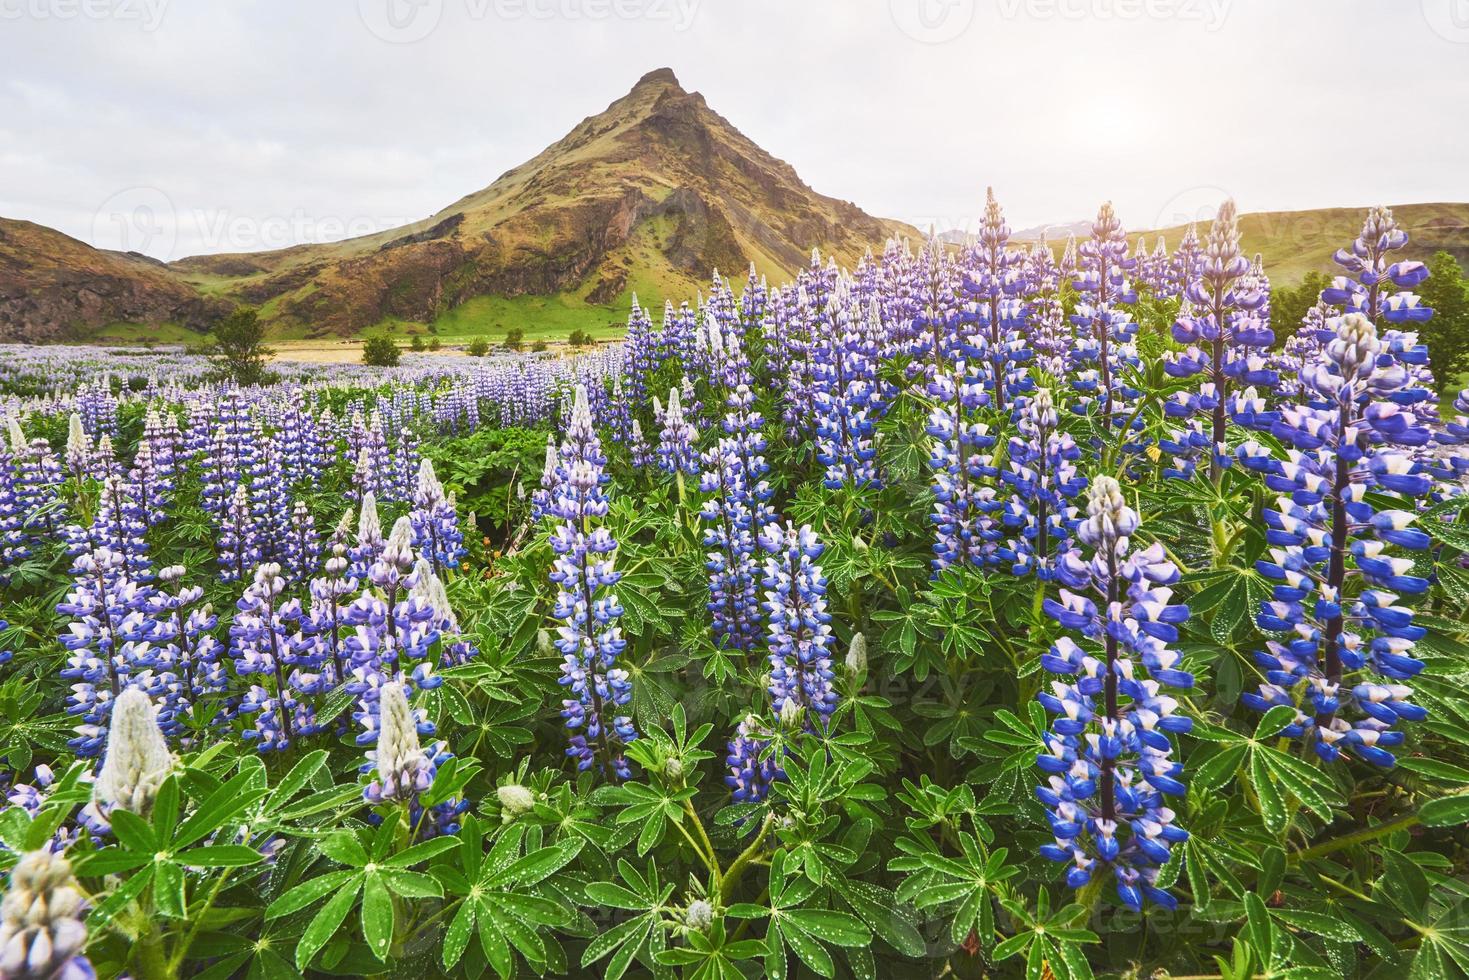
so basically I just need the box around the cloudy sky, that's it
[2,0,1466,260]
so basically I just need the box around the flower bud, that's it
[94,687,173,817]
[496,784,537,822]
[0,850,91,980]
[846,634,868,677]
[684,899,713,932]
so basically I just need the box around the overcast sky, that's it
[2,0,1466,261]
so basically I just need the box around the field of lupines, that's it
[2,196,1469,980]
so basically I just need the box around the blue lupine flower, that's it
[759,522,837,723]
[1162,200,1273,480]
[1036,477,1192,911]
[411,459,466,573]
[1000,387,1086,579]
[657,385,699,476]
[926,361,1000,573]
[361,681,467,839]
[1070,203,1144,449]
[812,291,885,490]
[725,714,783,804]
[1240,307,1433,766]
[550,385,637,779]
[962,188,1033,413]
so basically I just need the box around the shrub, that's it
[361,336,401,367]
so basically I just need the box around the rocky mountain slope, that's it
[0,220,228,341]
[168,67,914,337]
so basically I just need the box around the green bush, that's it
[361,336,401,367]
[467,337,490,357]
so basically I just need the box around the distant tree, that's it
[1269,271,1330,347]
[504,327,524,351]
[1418,251,1469,390]
[409,334,425,352]
[362,336,401,367]
[207,306,273,386]
[531,340,548,353]
[467,337,490,357]
[568,329,595,348]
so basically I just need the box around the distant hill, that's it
[0,219,228,342]
[1,68,916,342]
[167,67,916,339]
[1016,203,1469,282]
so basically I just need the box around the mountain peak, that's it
[633,67,682,92]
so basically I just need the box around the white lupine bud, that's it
[5,417,23,455]
[685,899,713,932]
[374,683,427,799]
[663,758,684,780]
[64,414,89,472]
[357,492,382,548]
[846,634,868,676]
[496,784,536,822]
[416,458,443,501]
[94,687,173,817]
[535,629,554,657]
[0,850,90,980]
[779,699,804,729]
[384,517,415,566]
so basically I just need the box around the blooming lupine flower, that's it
[962,188,1032,413]
[283,500,322,582]
[0,850,94,980]
[1037,477,1192,911]
[93,686,173,817]
[232,563,311,752]
[1240,312,1433,765]
[410,459,465,572]
[1163,200,1274,480]
[657,386,699,476]
[57,545,152,758]
[1070,203,1142,444]
[361,681,466,838]
[725,714,782,804]
[1000,388,1086,579]
[812,296,885,490]
[144,565,227,737]
[926,361,999,572]
[549,386,637,779]
[699,436,762,655]
[759,522,837,723]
